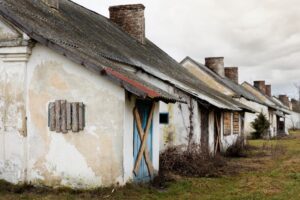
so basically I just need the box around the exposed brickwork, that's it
[279,95,290,107]
[205,57,225,77]
[109,4,145,44]
[291,99,300,112]
[224,67,239,84]
[254,81,266,94]
[41,0,59,9]
[265,85,272,97]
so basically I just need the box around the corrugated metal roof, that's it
[103,68,184,103]
[181,57,265,105]
[242,82,290,115]
[0,0,249,110]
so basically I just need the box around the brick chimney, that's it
[279,95,290,107]
[254,81,266,94]
[205,57,225,77]
[291,99,300,112]
[42,0,59,9]
[224,67,239,84]
[265,85,272,97]
[109,4,145,44]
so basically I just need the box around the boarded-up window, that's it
[233,112,240,134]
[48,100,85,133]
[223,112,231,136]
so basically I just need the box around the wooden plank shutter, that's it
[66,102,72,130]
[61,100,67,133]
[223,112,232,136]
[233,112,240,134]
[49,101,85,133]
[49,102,56,131]
[78,103,84,131]
[55,100,61,132]
[72,102,79,132]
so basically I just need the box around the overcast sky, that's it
[74,0,300,99]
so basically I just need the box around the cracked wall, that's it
[26,44,126,188]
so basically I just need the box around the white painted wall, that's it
[237,98,270,138]
[208,111,215,154]
[0,17,32,184]
[25,44,128,188]
[159,93,201,151]
[286,111,300,130]
[0,51,28,184]
[181,59,234,96]
[0,36,164,189]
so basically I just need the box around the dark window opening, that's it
[159,113,169,124]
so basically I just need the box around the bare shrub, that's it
[159,144,227,179]
[223,137,254,158]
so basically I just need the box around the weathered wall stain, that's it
[26,44,125,188]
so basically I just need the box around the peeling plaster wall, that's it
[0,18,29,184]
[181,60,235,96]
[159,94,200,151]
[268,110,278,137]
[286,111,300,130]
[0,18,21,41]
[237,98,269,138]
[26,44,126,188]
[208,111,215,154]
[134,71,202,151]
[0,57,27,184]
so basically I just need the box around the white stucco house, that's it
[242,82,289,137]
[181,57,261,145]
[0,0,254,188]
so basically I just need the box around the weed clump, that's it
[159,144,227,179]
[223,137,251,158]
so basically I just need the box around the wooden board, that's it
[133,104,155,178]
[233,112,240,135]
[55,100,61,133]
[66,102,72,130]
[201,108,209,153]
[49,102,56,131]
[61,100,67,133]
[223,112,232,136]
[72,103,79,132]
[78,102,84,131]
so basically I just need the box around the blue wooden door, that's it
[133,100,153,182]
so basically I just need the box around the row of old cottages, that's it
[0,0,292,189]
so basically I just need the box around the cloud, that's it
[73,0,300,98]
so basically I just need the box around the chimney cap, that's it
[254,80,266,83]
[109,4,145,11]
[224,67,239,84]
[205,57,224,60]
